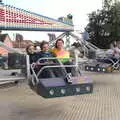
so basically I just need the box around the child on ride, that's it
[36,41,66,78]
[35,41,56,78]
[51,39,73,73]
[51,39,73,83]
[36,41,55,62]
[51,39,70,63]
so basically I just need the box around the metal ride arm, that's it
[69,32,104,57]
[0,41,25,88]
[48,31,105,59]
[0,41,23,54]
[0,78,24,89]
[49,33,67,47]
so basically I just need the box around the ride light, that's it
[97,68,100,71]
[61,89,66,94]
[91,67,94,71]
[86,67,89,70]
[49,89,54,95]
[76,87,81,92]
[102,68,105,72]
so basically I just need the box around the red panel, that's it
[3,9,54,25]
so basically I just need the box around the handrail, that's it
[36,64,78,78]
[30,57,81,84]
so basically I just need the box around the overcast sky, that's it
[2,0,102,41]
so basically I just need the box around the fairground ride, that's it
[0,1,93,98]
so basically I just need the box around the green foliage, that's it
[86,1,120,49]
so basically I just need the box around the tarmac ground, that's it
[0,70,120,120]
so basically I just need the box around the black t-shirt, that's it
[36,51,55,63]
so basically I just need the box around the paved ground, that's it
[0,70,120,120]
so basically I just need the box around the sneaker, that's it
[65,73,72,84]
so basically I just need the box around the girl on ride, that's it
[51,39,75,82]
[51,39,70,64]
[35,41,56,78]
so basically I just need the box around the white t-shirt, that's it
[114,47,120,58]
[114,47,120,53]
[106,49,114,55]
[106,48,120,58]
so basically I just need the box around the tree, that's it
[86,1,120,48]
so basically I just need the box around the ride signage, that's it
[0,3,74,32]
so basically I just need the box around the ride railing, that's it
[30,57,81,83]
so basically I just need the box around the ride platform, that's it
[34,75,93,98]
